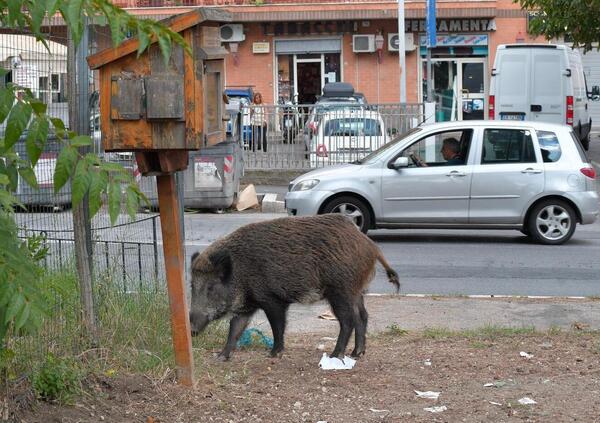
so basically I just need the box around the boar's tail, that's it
[377,251,400,293]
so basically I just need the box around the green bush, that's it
[32,354,81,404]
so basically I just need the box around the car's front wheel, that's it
[527,199,577,245]
[322,196,372,234]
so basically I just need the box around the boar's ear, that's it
[208,250,232,284]
[191,252,199,264]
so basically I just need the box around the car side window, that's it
[400,129,472,167]
[481,129,536,164]
[537,130,562,163]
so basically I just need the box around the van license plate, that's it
[500,114,525,121]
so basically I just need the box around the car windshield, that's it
[355,127,422,164]
[324,118,382,137]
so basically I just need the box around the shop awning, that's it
[274,38,341,54]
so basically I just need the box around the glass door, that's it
[294,55,324,105]
[422,58,487,121]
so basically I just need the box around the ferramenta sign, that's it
[405,18,497,33]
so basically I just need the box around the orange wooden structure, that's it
[88,8,231,386]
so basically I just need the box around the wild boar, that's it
[189,214,399,361]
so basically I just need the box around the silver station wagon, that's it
[285,120,599,245]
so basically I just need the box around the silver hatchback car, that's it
[285,120,599,245]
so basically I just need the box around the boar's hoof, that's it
[269,345,284,358]
[350,349,365,358]
[215,352,230,362]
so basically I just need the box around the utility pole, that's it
[426,0,437,103]
[68,18,97,343]
[398,0,406,104]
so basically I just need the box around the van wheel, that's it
[527,199,576,245]
[322,196,372,234]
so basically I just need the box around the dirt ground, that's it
[13,330,600,422]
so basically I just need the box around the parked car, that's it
[308,109,388,168]
[286,120,599,244]
[490,44,600,150]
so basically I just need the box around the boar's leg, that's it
[328,296,355,359]
[351,295,368,358]
[262,300,290,357]
[218,311,255,361]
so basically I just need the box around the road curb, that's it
[365,293,593,300]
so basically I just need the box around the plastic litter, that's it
[519,351,534,359]
[423,359,432,366]
[484,381,505,388]
[236,328,274,349]
[518,397,537,405]
[319,353,356,370]
[423,406,447,413]
[489,401,502,406]
[369,408,389,413]
[415,390,440,399]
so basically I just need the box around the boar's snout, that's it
[189,311,209,336]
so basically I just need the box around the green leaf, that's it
[0,174,9,186]
[25,117,49,166]
[5,162,18,192]
[30,0,47,37]
[137,25,151,57]
[7,0,22,26]
[108,180,122,224]
[88,169,108,217]
[14,301,31,331]
[46,0,59,18]
[0,87,15,124]
[18,166,38,189]
[158,33,172,65]
[0,68,8,78]
[53,146,77,192]
[29,99,48,115]
[125,185,138,220]
[109,13,123,46]
[5,102,33,149]
[5,293,24,324]
[63,0,84,45]
[71,159,90,206]
[69,135,92,148]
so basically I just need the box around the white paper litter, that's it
[518,397,537,405]
[369,408,389,413]
[414,390,440,399]
[319,353,356,370]
[519,351,534,359]
[423,359,432,366]
[489,401,502,406]
[484,383,494,387]
[423,406,447,413]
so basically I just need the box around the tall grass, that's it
[6,269,228,381]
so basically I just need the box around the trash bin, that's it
[139,140,243,210]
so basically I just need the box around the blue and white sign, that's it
[419,34,489,47]
[426,0,436,47]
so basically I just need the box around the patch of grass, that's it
[469,340,490,349]
[383,323,409,337]
[547,326,562,336]
[422,327,455,339]
[32,354,82,404]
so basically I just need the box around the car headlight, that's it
[292,179,320,191]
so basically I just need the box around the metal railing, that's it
[240,102,423,169]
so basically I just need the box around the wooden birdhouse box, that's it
[87,8,231,175]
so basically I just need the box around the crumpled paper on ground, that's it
[319,353,356,370]
[424,406,447,413]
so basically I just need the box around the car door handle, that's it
[521,168,542,174]
[446,171,467,177]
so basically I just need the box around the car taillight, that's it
[566,96,574,126]
[488,95,495,120]
[580,167,596,179]
[316,144,328,157]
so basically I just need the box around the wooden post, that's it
[156,172,194,386]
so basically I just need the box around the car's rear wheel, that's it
[322,196,372,234]
[527,199,577,245]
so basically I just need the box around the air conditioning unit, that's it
[352,34,376,53]
[220,24,245,43]
[388,33,416,52]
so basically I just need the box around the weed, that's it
[384,324,409,337]
[422,327,454,339]
[470,340,489,349]
[32,354,81,404]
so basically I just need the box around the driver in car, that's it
[410,137,464,166]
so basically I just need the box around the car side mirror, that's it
[388,156,409,170]
[590,86,600,101]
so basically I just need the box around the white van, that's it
[489,44,600,150]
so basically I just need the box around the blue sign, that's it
[426,0,436,47]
